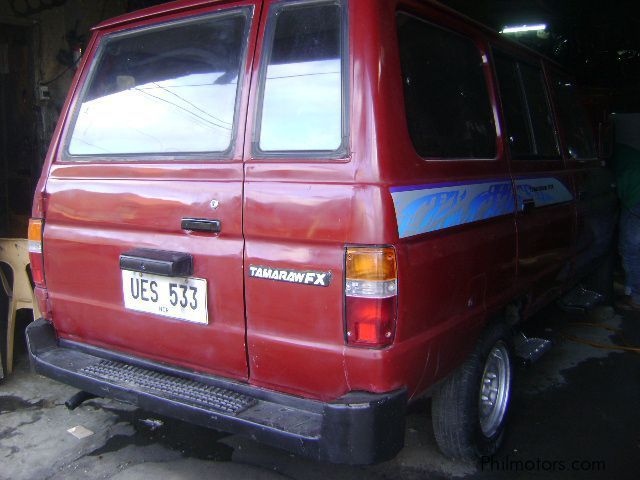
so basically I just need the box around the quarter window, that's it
[494,52,559,159]
[493,55,532,157]
[67,11,249,157]
[519,63,558,157]
[396,14,497,159]
[554,79,596,160]
[257,1,344,153]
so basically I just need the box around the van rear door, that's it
[41,2,260,380]
[242,0,351,400]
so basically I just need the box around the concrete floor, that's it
[1,304,639,480]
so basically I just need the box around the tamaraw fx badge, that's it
[249,265,332,287]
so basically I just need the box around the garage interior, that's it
[1,0,639,479]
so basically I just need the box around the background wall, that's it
[0,0,126,159]
[0,0,127,235]
[442,0,640,112]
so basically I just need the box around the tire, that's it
[432,322,513,460]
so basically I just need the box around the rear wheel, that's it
[432,323,513,459]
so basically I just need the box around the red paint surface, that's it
[33,0,615,403]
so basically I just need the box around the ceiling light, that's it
[500,24,547,34]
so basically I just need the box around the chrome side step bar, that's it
[558,285,604,313]
[513,332,552,365]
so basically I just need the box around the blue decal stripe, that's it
[514,178,573,208]
[392,177,573,238]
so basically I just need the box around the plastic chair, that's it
[0,238,40,375]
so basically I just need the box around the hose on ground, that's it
[560,321,640,355]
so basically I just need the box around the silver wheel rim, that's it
[478,341,511,438]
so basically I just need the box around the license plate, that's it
[121,270,208,324]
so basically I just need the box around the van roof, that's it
[93,0,226,30]
[93,0,563,70]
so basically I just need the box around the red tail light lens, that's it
[345,247,398,348]
[346,296,397,345]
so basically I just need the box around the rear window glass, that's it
[67,11,249,157]
[554,79,596,159]
[396,14,497,159]
[257,1,344,153]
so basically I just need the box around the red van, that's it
[26,0,616,463]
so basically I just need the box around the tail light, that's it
[28,219,45,286]
[28,218,50,319]
[345,247,398,347]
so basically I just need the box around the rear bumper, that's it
[26,319,406,464]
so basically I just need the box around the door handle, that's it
[181,218,221,233]
[521,198,536,214]
[120,248,193,276]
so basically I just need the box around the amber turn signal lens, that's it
[345,247,397,281]
[28,218,43,241]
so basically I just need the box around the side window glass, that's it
[396,14,497,159]
[519,63,559,157]
[494,54,533,157]
[494,52,559,159]
[554,79,597,159]
[257,1,343,153]
[67,11,250,157]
